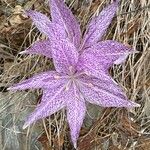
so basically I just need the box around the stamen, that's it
[88,83,93,87]
[69,66,73,73]
[65,86,69,91]
[64,81,71,91]
[54,75,60,80]
[85,71,91,76]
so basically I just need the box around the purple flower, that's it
[8,0,140,148]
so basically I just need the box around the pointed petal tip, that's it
[131,102,141,107]
[7,86,19,91]
[7,87,11,90]
[7,87,15,91]
[73,142,77,149]
[22,123,29,130]
[19,51,28,54]
[127,101,141,108]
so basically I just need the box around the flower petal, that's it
[27,10,67,39]
[78,40,133,78]
[26,10,51,36]
[79,76,126,99]
[77,53,113,81]
[66,85,86,148]
[23,86,67,129]
[51,39,79,74]
[87,40,133,65]
[82,1,118,49]
[50,0,81,48]
[21,40,52,58]
[8,71,67,90]
[79,81,140,108]
[40,81,65,103]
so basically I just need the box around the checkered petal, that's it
[20,40,52,58]
[79,76,126,99]
[50,0,81,48]
[26,10,51,36]
[79,80,140,108]
[77,55,113,81]
[51,38,79,74]
[8,71,67,90]
[26,10,67,39]
[82,1,118,49]
[78,40,133,78]
[23,86,66,129]
[66,85,86,148]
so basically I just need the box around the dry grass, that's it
[0,0,149,149]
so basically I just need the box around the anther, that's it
[69,66,74,73]
[65,86,69,91]
[85,71,91,76]
[54,75,60,80]
[88,83,93,87]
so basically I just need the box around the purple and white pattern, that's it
[8,0,140,148]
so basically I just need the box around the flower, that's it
[8,0,140,148]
